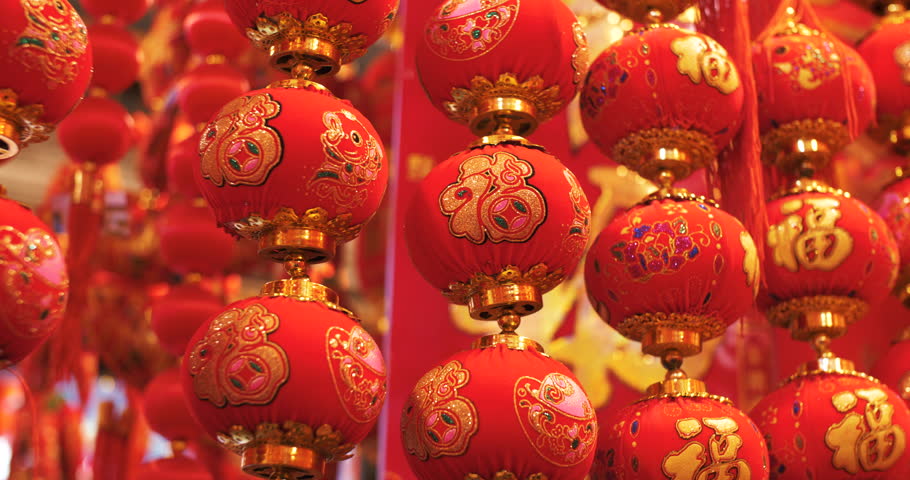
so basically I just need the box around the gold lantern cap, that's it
[613,128,715,186]
[447,264,563,321]
[765,295,867,341]
[260,258,358,320]
[233,207,362,265]
[473,310,545,353]
[761,118,849,177]
[0,89,53,161]
[642,351,732,404]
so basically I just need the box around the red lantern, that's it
[136,455,213,480]
[81,0,152,26]
[415,0,586,136]
[157,198,236,277]
[88,23,141,95]
[762,187,899,336]
[181,287,387,477]
[593,394,769,480]
[144,367,205,442]
[404,143,591,319]
[752,369,910,479]
[184,0,249,60]
[584,197,759,356]
[168,133,205,199]
[150,283,223,357]
[0,0,92,161]
[57,95,134,166]
[581,26,744,181]
[194,84,388,262]
[0,197,68,367]
[872,329,910,407]
[401,344,597,480]
[875,177,910,304]
[594,0,697,23]
[857,11,910,136]
[176,63,251,127]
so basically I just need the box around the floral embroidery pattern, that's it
[563,169,591,259]
[580,50,630,118]
[188,303,289,407]
[425,0,519,61]
[199,93,283,187]
[309,109,384,209]
[401,360,479,460]
[14,0,89,86]
[670,34,740,95]
[439,151,546,244]
[771,37,842,91]
[0,226,67,339]
[326,325,387,423]
[514,373,598,466]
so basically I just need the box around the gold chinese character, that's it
[825,388,907,474]
[767,198,853,273]
[663,417,752,480]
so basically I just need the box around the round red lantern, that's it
[0,0,92,161]
[144,367,205,442]
[415,0,586,136]
[157,198,236,277]
[595,0,697,23]
[872,328,910,407]
[181,280,387,478]
[858,10,910,151]
[194,84,388,263]
[168,133,205,199]
[57,95,134,166]
[136,455,213,480]
[580,25,744,182]
[81,0,152,26]
[88,22,141,96]
[752,367,910,479]
[401,343,597,480]
[404,143,591,319]
[0,196,68,367]
[762,184,899,338]
[584,196,759,356]
[184,0,249,60]
[150,283,223,357]
[874,176,910,304]
[176,63,251,127]
[593,393,769,479]
[225,0,399,75]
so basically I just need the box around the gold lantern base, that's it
[0,88,52,159]
[0,115,20,161]
[259,226,337,264]
[643,364,732,403]
[640,326,703,357]
[617,312,727,357]
[766,295,867,341]
[473,334,543,353]
[612,127,714,185]
[232,207,361,264]
[761,118,849,176]
[446,264,563,320]
[467,283,543,320]
[242,445,326,480]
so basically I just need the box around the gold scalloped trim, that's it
[783,367,881,386]
[617,312,727,343]
[445,264,564,306]
[612,127,716,177]
[598,0,696,23]
[766,295,868,328]
[761,118,850,168]
[246,13,367,64]
[637,391,733,405]
[770,178,852,200]
[444,74,562,126]
[226,207,362,243]
[465,472,548,480]
[216,422,354,462]
[774,21,824,37]
[0,88,52,146]
[640,187,719,207]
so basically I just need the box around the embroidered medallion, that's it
[0,226,67,338]
[580,51,630,118]
[767,197,853,273]
[662,417,752,479]
[326,325,387,423]
[188,303,289,407]
[401,360,479,460]
[439,151,546,244]
[13,0,88,86]
[563,169,591,259]
[426,0,520,61]
[514,373,597,467]
[771,37,842,91]
[308,109,384,209]
[611,210,712,282]
[825,388,906,473]
[199,93,283,187]
[670,34,740,95]
[570,21,589,85]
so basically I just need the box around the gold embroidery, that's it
[14,0,89,86]
[771,37,842,91]
[563,169,591,259]
[670,34,740,95]
[309,109,384,209]
[401,360,478,460]
[326,325,387,424]
[767,197,854,273]
[426,0,519,61]
[215,422,355,461]
[0,226,68,338]
[199,93,283,187]
[740,231,760,297]
[662,417,752,480]
[246,13,368,65]
[571,22,589,85]
[444,74,563,127]
[440,151,546,244]
[825,388,907,473]
[188,303,289,407]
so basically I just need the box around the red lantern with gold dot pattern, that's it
[194,84,388,263]
[150,283,223,357]
[581,26,744,183]
[401,343,597,480]
[874,177,910,305]
[0,197,68,367]
[751,369,910,479]
[404,143,591,320]
[415,0,587,137]
[181,283,387,478]
[858,11,910,138]
[584,197,759,356]
[0,0,92,161]
[872,329,910,408]
[593,393,769,480]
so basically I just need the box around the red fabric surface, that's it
[144,367,205,442]
[150,283,223,357]
[81,0,151,25]
[136,455,214,480]
[168,133,206,199]
[88,23,141,95]
[176,63,251,126]
[157,197,236,276]
[57,96,135,166]
[872,337,910,409]
[857,13,910,120]
[875,177,910,273]
[183,0,250,60]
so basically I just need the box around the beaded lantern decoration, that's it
[181,2,398,479]
[401,1,599,479]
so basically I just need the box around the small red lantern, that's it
[0,197,68,367]
[150,283,223,357]
[157,198,236,277]
[415,0,586,137]
[177,63,252,130]
[81,0,152,26]
[144,367,205,443]
[858,9,910,132]
[57,95,134,167]
[585,197,759,356]
[594,393,769,480]
[875,176,910,304]
[136,455,213,480]
[401,343,597,480]
[752,367,910,479]
[184,0,249,61]
[168,133,205,199]
[405,142,591,320]
[872,328,910,407]
[88,23,141,96]
[581,25,744,182]
[0,0,92,161]
[181,281,387,478]
[194,84,388,263]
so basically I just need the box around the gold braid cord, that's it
[0,89,52,145]
[216,422,354,462]
[444,74,563,125]
[760,118,850,167]
[228,207,362,243]
[246,12,367,64]
[465,472,549,480]
[612,127,715,175]
[445,264,564,305]
[617,312,727,342]
[766,295,868,329]
[639,390,733,404]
